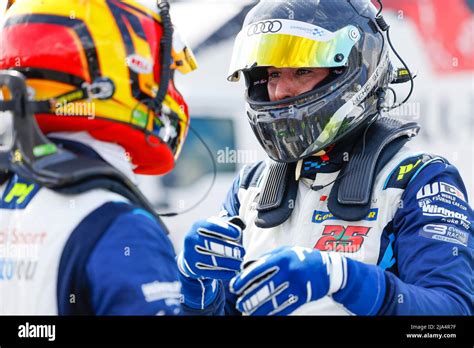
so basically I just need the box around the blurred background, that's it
[1,0,472,252]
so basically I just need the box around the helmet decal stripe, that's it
[12,67,86,88]
[107,0,154,104]
[123,12,148,42]
[4,14,101,82]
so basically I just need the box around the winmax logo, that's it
[421,205,468,222]
[417,182,466,201]
[18,322,55,341]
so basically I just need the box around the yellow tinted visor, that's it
[228,19,361,81]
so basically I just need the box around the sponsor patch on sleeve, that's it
[416,180,471,229]
[385,154,433,190]
[416,181,467,203]
[419,224,469,247]
[418,200,471,230]
[141,280,181,303]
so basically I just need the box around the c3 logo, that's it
[247,20,283,36]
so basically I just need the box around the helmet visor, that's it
[228,19,360,81]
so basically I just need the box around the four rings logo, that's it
[247,20,283,36]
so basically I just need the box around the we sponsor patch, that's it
[417,181,466,202]
[419,224,469,247]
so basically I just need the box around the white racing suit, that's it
[0,132,182,315]
[187,144,473,315]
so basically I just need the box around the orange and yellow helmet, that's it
[0,0,197,175]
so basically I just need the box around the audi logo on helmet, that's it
[247,20,283,36]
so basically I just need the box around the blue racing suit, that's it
[181,145,473,315]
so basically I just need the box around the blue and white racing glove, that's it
[177,216,246,310]
[230,246,386,316]
[229,246,343,315]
